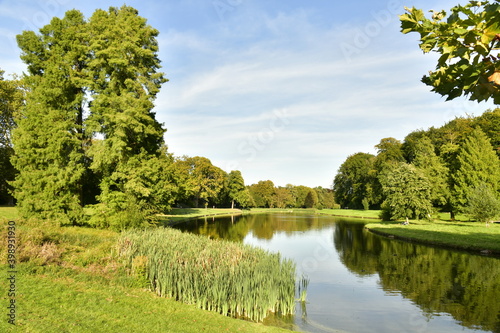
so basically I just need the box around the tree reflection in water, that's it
[176,213,500,333]
[334,222,500,333]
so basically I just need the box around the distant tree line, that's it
[169,156,336,210]
[333,109,500,221]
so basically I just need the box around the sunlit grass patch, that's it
[0,206,19,220]
[318,208,382,219]
[366,220,500,253]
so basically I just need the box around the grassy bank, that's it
[0,207,292,332]
[308,207,500,254]
[365,220,500,254]
[316,209,381,219]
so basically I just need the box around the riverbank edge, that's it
[365,225,500,256]
[296,209,500,256]
[163,208,381,226]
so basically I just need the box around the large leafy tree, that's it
[412,136,449,207]
[174,156,226,208]
[452,127,500,212]
[400,1,500,103]
[466,182,500,225]
[333,152,376,209]
[304,189,319,208]
[12,7,170,228]
[274,187,294,209]
[474,108,500,155]
[13,10,88,224]
[226,170,246,209]
[380,162,433,220]
[248,180,276,208]
[0,70,22,205]
[84,7,168,228]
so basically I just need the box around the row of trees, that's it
[333,109,500,221]
[166,157,335,210]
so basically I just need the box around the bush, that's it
[466,183,500,225]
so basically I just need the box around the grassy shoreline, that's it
[162,208,500,256]
[313,208,500,255]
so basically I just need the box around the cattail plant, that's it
[117,227,305,322]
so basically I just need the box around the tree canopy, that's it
[12,6,169,228]
[333,109,500,221]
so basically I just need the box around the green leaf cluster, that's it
[380,163,433,220]
[466,182,500,223]
[400,1,500,103]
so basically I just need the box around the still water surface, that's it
[174,213,500,333]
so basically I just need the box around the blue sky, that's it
[0,0,496,188]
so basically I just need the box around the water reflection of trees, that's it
[334,223,500,333]
[176,213,339,242]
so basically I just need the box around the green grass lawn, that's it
[0,208,292,332]
[0,265,291,333]
[365,220,500,254]
[0,206,19,220]
[317,208,382,219]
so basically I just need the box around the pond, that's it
[173,213,500,333]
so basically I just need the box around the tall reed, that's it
[117,227,302,322]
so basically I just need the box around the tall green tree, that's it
[380,163,433,220]
[333,152,376,209]
[452,128,500,212]
[412,136,449,207]
[273,187,293,209]
[400,1,500,103]
[85,6,168,227]
[304,189,319,209]
[12,7,171,228]
[234,188,255,209]
[314,187,336,209]
[248,180,276,208]
[226,170,246,209]
[0,70,22,205]
[13,10,88,224]
[466,183,500,225]
[474,108,500,156]
[174,156,225,208]
[293,185,313,208]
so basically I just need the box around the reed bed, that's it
[117,227,301,322]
